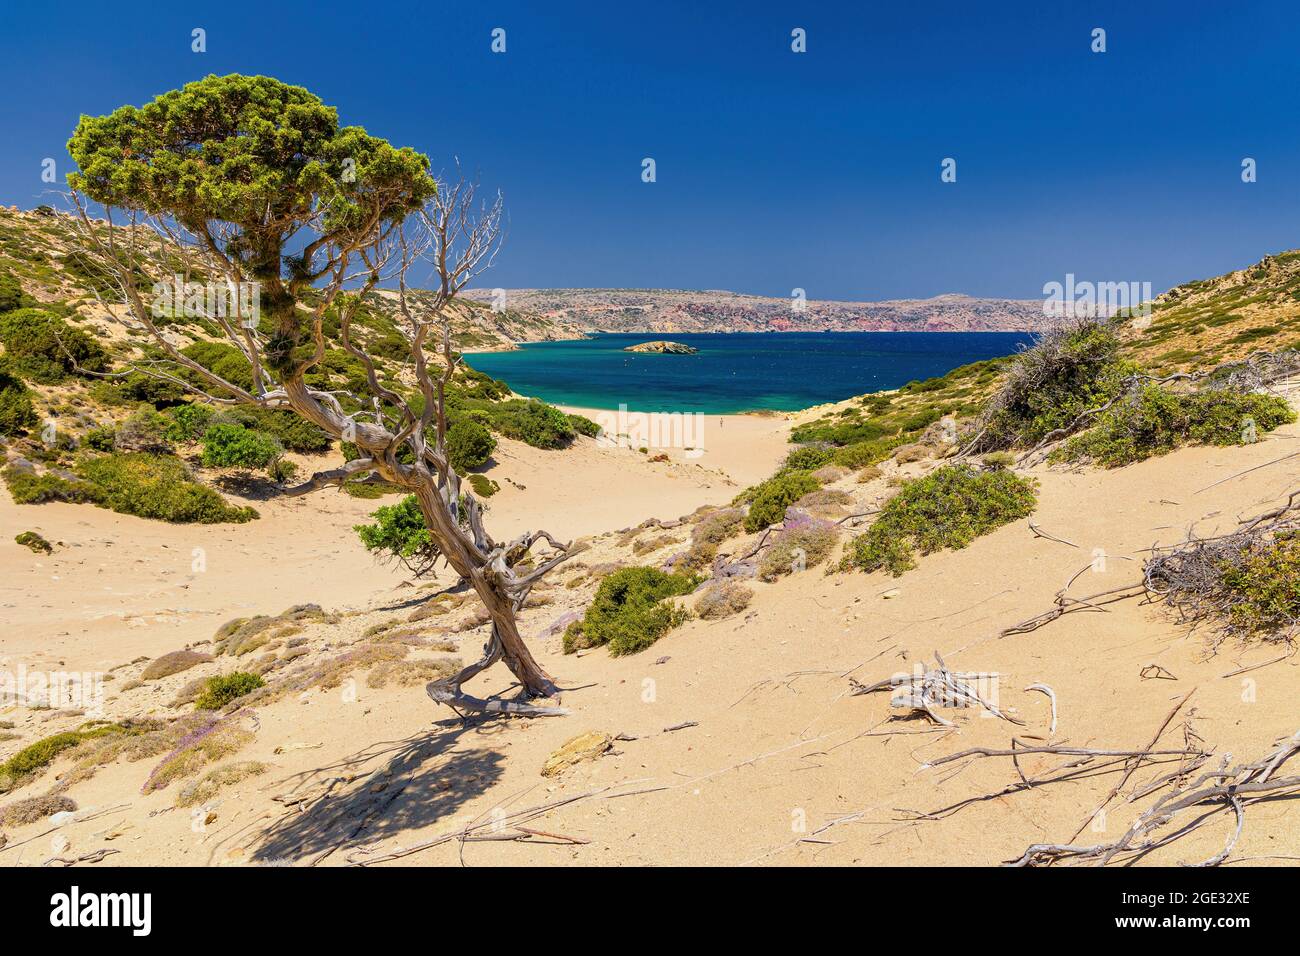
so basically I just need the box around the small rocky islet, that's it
[622,340,699,354]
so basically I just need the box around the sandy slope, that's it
[2,409,1298,868]
[0,409,791,672]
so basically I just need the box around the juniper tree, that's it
[66,74,569,715]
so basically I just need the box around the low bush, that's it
[0,793,76,828]
[563,566,699,656]
[113,408,172,453]
[446,419,496,471]
[0,359,37,434]
[141,649,213,681]
[141,712,256,794]
[694,579,753,619]
[759,515,839,580]
[469,398,577,448]
[200,423,281,470]
[567,413,602,438]
[174,761,267,808]
[466,473,498,497]
[0,268,32,313]
[164,403,222,443]
[228,407,331,453]
[3,466,98,504]
[15,530,53,553]
[742,471,821,532]
[179,341,253,393]
[266,456,299,484]
[0,723,132,790]
[1055,387,1295,468]
[355,494,450,575]
[843,465,1037,576]
[782,445,835,472]
[792,487,852,517]
[0,308,109,383]
[83,426,116,451]
[194,672,265,711]
[975,320,1134,451]
[75,452,258,523]
[1219,533,1300,637]
[692,507,744,546]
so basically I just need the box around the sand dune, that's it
[1,408,1297,868]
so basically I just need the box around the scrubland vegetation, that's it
[0,216,599,533]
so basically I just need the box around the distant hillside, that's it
[1118,250,1300,373]
[0,205,582,352]
[461,287,1055,334]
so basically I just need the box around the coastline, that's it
[463,329,1033,416]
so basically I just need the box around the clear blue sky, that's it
[1,1,1297,300]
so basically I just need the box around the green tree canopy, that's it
[67,74,437,373]
[67,74,435,256]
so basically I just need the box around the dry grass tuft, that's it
[0,793,76,827]
[141,649,212,681]
[175,761,267,808]
[695,580,753,620]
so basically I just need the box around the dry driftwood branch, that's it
[1065,689,1196,843]
[1023,683,1058,735]
[1007,728,1300,867]
[850,652,1024,726]
[1028,521,1079,549]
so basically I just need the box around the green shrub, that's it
[567,413,601,438]
[482,399,576,448]
[1,732,84,780]
[113,408,171,453]
[194,672,265,710]
[979,321,1134,450]
[743,471,821,532]
[84,426,116,451]
[0,268,32,313]
[228,407,331,453]
[342,477,402,498]
[466,473,498,497]
[0,308,109,383]
[165,403,222,442]
[446,419,496,471]
[1219,534,1300,636]
[563,566,699,656]
[355,494,443,573]
[75,452,258,523]
[0,359,37,434]
[782,445,835,472]
[0,723,129,785]
[843,465,1037,576]
[200,423,281,470]
[1055,387,1295,468]
[15,530,53,553]
[831,438,902,469]
[179,341,253,392]
[3,466,99,504]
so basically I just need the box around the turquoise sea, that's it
[464,331,1035,414]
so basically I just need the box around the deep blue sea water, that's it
[464,332,1034,414]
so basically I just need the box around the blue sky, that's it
[1,1,1297,300]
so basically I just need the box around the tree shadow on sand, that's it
[249,722,506,865]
